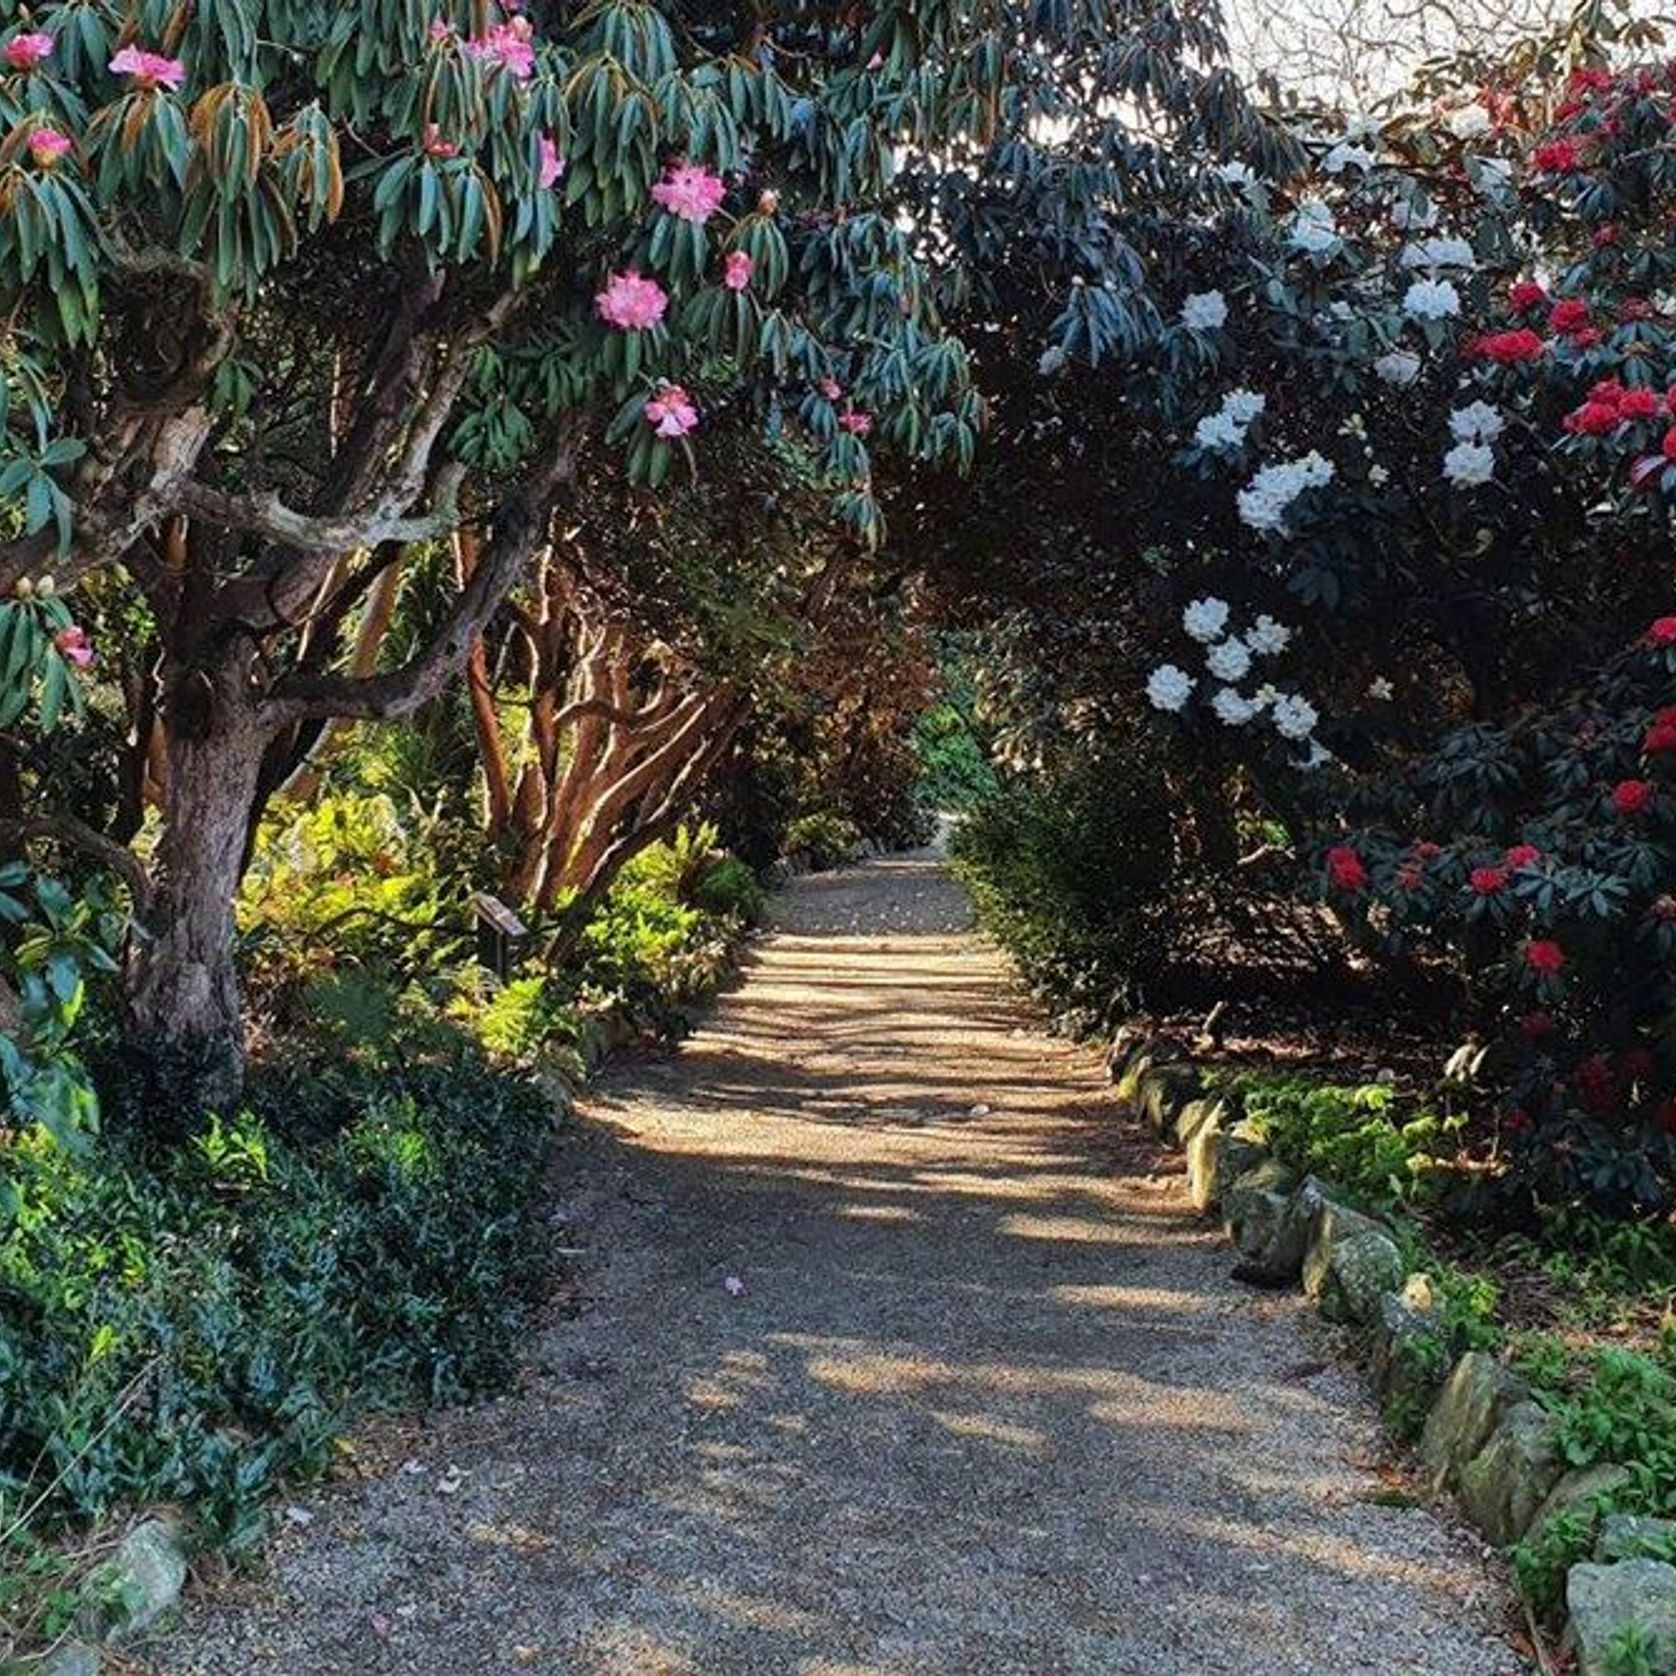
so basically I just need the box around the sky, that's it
[1220,0,1669,108]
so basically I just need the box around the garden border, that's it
[1107,1026,1676,1676]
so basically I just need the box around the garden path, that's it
[161,852,1525,1676]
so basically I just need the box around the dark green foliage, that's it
[951,747,1175,1030]
[0,1032,559,1560]
[1227,1072,1458,1213]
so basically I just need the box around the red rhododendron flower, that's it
[1620,387,1661,420]
[1646,721,1676,754]
[1395,863,1423,892]
[1506,844,1543,869]
[1620,298,1656,322]
[1611,777,1654,815]
[1566,401,1619,436]
[1413,841,1443,859]
[1550,297,1590,333]
[1325,845,1368,892]
[1593,222,1622,247]
[1519,1011,1555,1040]
[1662,429,1676,464]
[1470,865,1509,895]
[1645,616,1676,645]
[1533,137,1584,172]
[1526,939,1567,975]
[1509,281,1546,312]
[1473,329,1546,365]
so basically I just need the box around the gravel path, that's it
[159,852,1525,1676]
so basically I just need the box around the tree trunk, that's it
[123,715,267,1112]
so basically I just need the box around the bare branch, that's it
[0,816,153,917]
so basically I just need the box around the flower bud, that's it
[757,187,780,215]
[36,575,54,597]
[15,578,33,600]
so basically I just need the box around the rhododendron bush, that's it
[1321,618,1676,1217]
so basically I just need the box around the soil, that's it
[156,852,1527,1676]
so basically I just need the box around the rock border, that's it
[1108,1028,1676,1676]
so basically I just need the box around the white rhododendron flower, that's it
[1291,200,1337,254]
[1206,638,1253,682]
[1146,664,1195,712]
[1450,401,1504,443]
[1322,141,1375,174]
[1272,694,1320,740]
[1391,197,1438,231]
[1443,439,1496,486]
[1374,350,1421,386]
[1446,103,1492,139]
[1367,677,1395,701]
[1191,387,1266,452]
[1193,410,1244,449]
[1212,687,1258,726]
[1369,463,1390,486]
[1470,156,1514,200]
[1245,615,1292,656]
[1401,236,1475,270]
[1182,596,1231,642]
[1223,389,1265,425]
[1403,278,1462,320]
[1237,453,1336,534]
[1181,290,1228,331]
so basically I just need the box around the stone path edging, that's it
[1107,1027,1676,1676]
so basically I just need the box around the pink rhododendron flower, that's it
[1526,939,1567,976]
[722,250,753,291]
[644,381,699,438]
[54,625,93,667]
[109,44,186,90]
[595,270,668,330]
[465,20,535,78]
[538,133,564,189]
[422,123,458,159]
[818,377,842,401]
[1649,616,1676,646]
[26,127,72,166]
[1506,844,1543,869]
[650,162,726,225]
[1470,865,1509,895]
[428,18,455,42]
[838,409,872,436]
[4,32,53,72]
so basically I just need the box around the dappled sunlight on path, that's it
[162,853,1523,1676]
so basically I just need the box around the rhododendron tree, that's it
[0,0,993,1102]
